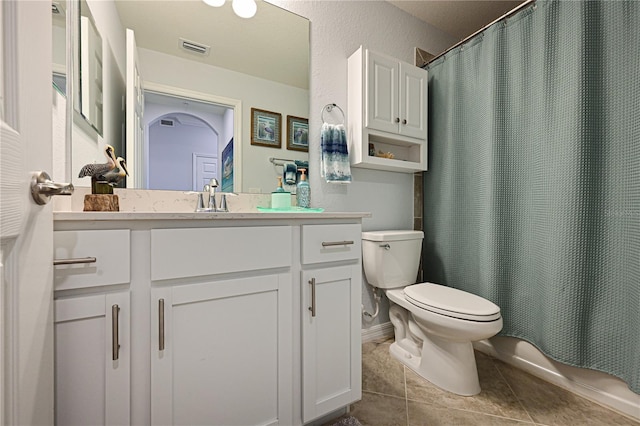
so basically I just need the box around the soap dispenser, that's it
[296,168,310,208]
[271,176,291,210]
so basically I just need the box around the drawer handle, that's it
[308,278,316,317]
[158,299,165,351]
[321,240,354,247]
[53,257,97,266]
[112,304,120,361]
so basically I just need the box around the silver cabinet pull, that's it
[30,171,74,205]
[112,304,120,361]
[53,257,97,266]
[308,278,316,317]
[321,240,354,247]
[158,299,165,351]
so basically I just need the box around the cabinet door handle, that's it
[112,304,120,361]
[402,119,407,125]
[158,299,165,351]
[321,240,354,247]
[395,117,400,123]
[308,278,316,317]
[53,257,97,266]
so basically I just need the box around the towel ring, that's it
[321,103,345,125]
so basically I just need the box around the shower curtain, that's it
[423,0,640,394]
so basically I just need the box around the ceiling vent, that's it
[179,38,211,56]
[160,119,175,127]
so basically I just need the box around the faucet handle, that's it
[195,193,206,212]
[218,194,228,212]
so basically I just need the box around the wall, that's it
[268,0,456,329]
[138,48,309,194]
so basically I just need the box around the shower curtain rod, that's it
[426,0,536,66]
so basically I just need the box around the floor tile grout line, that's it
[491,356,537,424]
[404,366,410,426]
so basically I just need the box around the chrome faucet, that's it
[195,178,222,212]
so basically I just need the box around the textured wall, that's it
[268,1,456,329]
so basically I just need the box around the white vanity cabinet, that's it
[53,213,366,426]
[149,226,293,426]
[348,45,428,172]
[300,224,362,423]
[53,230,131,426]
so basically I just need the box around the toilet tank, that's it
[362,230,424,289]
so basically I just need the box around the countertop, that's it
[53,211,371,221]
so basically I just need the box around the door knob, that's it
[30,171,74,205]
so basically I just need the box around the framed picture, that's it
[251,108,281,148]
[221,138,234,193]
[286,115,309,152]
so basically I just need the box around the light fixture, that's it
[232,0,257,19]
[203,0,225,7]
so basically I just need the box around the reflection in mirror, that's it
[67,0,309,194]
[76,0,103,135]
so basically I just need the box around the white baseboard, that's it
[361,321,394,343]
[474,337,640,421]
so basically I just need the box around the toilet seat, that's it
[403,283,501,322]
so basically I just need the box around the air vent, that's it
[160,119,175,127]
[179,38,211,56]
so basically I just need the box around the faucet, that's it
[207,178,219,211]
[195,178,223,212]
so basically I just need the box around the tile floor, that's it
[339,338,640,426]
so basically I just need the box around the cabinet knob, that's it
[395,117,400,123]
[402,119,407,125]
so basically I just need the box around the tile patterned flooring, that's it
[341,338,640,426]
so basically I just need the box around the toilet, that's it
[362,230,503,396]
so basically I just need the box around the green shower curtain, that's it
[423,0,640,394]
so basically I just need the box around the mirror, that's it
[65,0,309,194]
[76,0,104,135]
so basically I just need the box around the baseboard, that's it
[474,337,640,421]
[361,321,394,343]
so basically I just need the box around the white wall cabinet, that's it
[54,217,364,426]
[348,46,428,172]
[54,291,130,426]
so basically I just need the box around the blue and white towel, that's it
[320,123,352,183]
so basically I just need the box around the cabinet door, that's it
[54,292,130,426]
[301,265,362,423]
[151,274,292,426]
[366,50,399,134]
[399,63,428,139]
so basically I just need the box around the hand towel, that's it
[320,123,352,183]
[283,162,297,185]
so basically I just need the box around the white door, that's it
[366,50,399,134]
[399,63,428,140]
[0,1,55,424]
[193,153,217,191]
[126,28,144,188]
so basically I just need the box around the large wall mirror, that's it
[57,0,309,194]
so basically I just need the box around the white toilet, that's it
[362,230,503,396]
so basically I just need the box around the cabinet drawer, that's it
[150,226,292,281]
[54,230,131,291]
[301,224,362,265]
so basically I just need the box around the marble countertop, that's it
[54,211,371,221]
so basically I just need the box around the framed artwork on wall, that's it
[286,115,308,152]
[251,108,282,148]
[221,138,234,193]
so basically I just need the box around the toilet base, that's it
[389,334,481,396]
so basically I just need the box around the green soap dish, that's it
[257,206,324,213]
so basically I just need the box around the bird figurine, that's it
[96,157,128,187]
[78,144,117,179]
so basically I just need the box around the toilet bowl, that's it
[362,230,503,396]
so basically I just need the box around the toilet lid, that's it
[404,283,501,322]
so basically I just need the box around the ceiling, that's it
[387,0,526,42]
